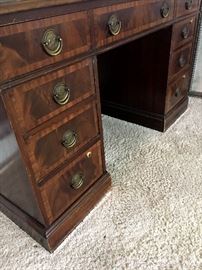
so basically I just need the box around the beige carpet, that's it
[1,97,202,270]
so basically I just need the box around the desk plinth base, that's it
[0,172,111,252]
[102,97,188,132]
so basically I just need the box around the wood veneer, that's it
[25,101,100,183]
[2,58,95,133]
[0,96,44,224]
[0,0,200,252]
[172,16,197,49]
[40,141,104,224]
[93,0,175,48]
[0,11,90,82]
[166,69,191,112]
[175,0,200,17]
[169,43,193,80]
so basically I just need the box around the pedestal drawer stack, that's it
[0,8,111,252]
[165,0,200,127]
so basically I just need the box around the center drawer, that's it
[25,101,100,183]
[93,0,174,48]
[3,58,95,133]
[40,141,104,224]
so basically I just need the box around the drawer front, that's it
[40,141,104,224]
[175,0,199,18]
[166,70,190,112]
[26,102,99,182]
[172,16,196,49]
[3,58,95,133]
[93,0,174,48]
[169,44,192,79]
[0,11,90,82]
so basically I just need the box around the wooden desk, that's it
[0,0,200,252]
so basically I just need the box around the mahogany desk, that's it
[0,0,200,251]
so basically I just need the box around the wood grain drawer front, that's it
[169,44,192,79]
[175,0,199,18]
[93,0,174,48]
[172,16,196,49]
[4,59,95,133]
[166,71,190,112]
[26,102,99,183]
[40,141,104,224]
[0,11,90,83]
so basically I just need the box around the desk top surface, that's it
[0,0,143,15]
[0,0,81,14]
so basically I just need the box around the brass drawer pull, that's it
[62,130,77,149]
[175,88,180,97]
[181,25,190,39]
[160,2,170,18]
[71,173,84,190]
[185,0,193,10]
[53,82,70,105]
[179,54,186,68]
[108,14,122,36]
[42,29,63,56]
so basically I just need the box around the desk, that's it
[0,0,200,252]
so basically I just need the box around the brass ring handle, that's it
[181,25,190,39]
[62,130,77,149]
[71,173,84,190]
[179,54,187,68]
[108,14,122,36]
[160,2,170,18]
[42,29,63,56]
[185,0,193,10]
[175,88,180,97]
[53,82,70,105]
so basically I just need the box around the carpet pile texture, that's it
[0,97,202,270]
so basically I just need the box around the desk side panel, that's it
[0,95,44,224]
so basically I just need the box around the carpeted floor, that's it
[0,97,202,270]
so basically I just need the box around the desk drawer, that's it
[169,43,192,79]
[166,70,190,112]
[93,0,174,48]
[175,0,199,18]
[172,16,196,49]
[4,58,95,133]
[26,102,99,183]
[0,11,90,82]
[40,141,104,224]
